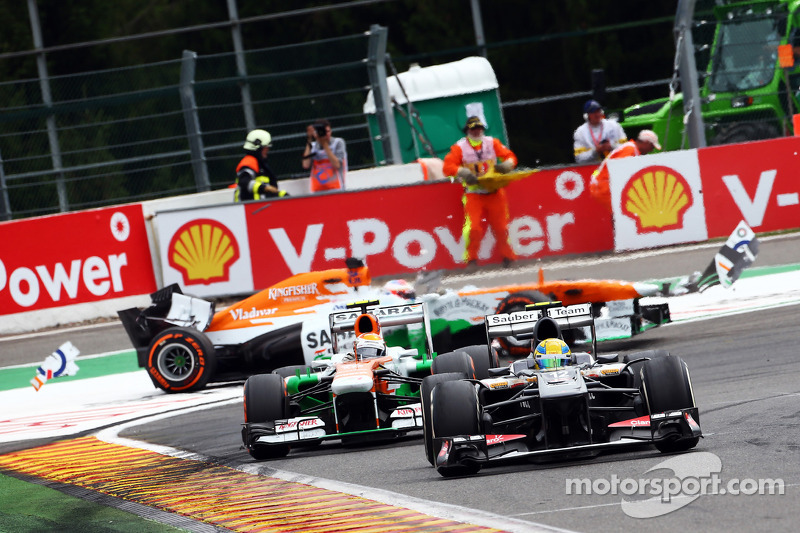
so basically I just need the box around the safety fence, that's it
[0,30,385,219]
[3,1,795,221]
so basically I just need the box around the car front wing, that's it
[242,404,424,449]
[434,407,702,472]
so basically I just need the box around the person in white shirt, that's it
[573,100,627,164]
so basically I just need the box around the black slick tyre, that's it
[432,380,482,476]
[455,344,498,379]
[641,354,699,453]
[431,351,475,378]
[244,373,291,460]
[145,327,216,393]
[623,349,668,389]
[421,372,464,466]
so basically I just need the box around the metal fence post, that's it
[27,0,69,212]
[469,0,487,58]
[0,149,10,221]
[367,25,401,165]
[179,50,211,192]
[676,0,706,148]
[227,0,256,132]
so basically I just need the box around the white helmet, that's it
[243,129,272,151]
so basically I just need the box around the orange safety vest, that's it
[589,141,640,209]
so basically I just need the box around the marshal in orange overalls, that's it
[443,130,518,265]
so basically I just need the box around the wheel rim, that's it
[157,343,196,381]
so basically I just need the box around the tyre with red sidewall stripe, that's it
[146,327,216,393]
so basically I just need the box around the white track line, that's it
[96,403,577,533]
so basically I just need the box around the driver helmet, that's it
[243,129,272,151]
[533,338,571,370]
[382,279,416,300]
[354,332,386,360]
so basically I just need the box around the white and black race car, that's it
[421,301,702,477]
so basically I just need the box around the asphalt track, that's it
[2,233,800,532]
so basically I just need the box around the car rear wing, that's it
[328,301,434,357]
[117,283,215,368]
[484,302,597,354]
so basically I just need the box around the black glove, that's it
[457,167,478,185]
[496,160,515,174]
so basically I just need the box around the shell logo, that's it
[168,219,240,285]
[621,165,693,233]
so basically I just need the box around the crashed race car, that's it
[117,257,669,393]
[241,300,488,460]
[422,301,702,477]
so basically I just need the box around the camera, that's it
[314,123,327,138]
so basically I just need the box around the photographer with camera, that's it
[302,119,347,192]
[573,100,627,164]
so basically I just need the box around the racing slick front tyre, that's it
[641,354,700,454]
[145,327,216,393]
[243,373,291,460]
[421,372,464,466]
[432,380,482,477]
[623,349,668,389]
[494,291,549,358]
[431,351,475,379]
[455,345,498,379]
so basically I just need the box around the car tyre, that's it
[432,380,482,476]
[641,354,699,453]
[244,373,291,460]
[712,122,779,145]
[455,344,497,379]
[431,351,475,378]
[421,372,465,466]
[145,327,216,393]
[623,349,668,389]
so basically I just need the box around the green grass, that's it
[0,472,187,533]
[0,351,139,392]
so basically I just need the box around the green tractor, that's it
[622,0,800,150]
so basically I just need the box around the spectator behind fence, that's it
[442,115,518,269]
[573,99,627,164]
[234,129,288,202]
[589,129,661,211]
[302,119,347,192]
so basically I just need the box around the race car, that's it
[117,257,669,393]
[422,301,702,477]
[425,270,671,357]
[240,300,485,460]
